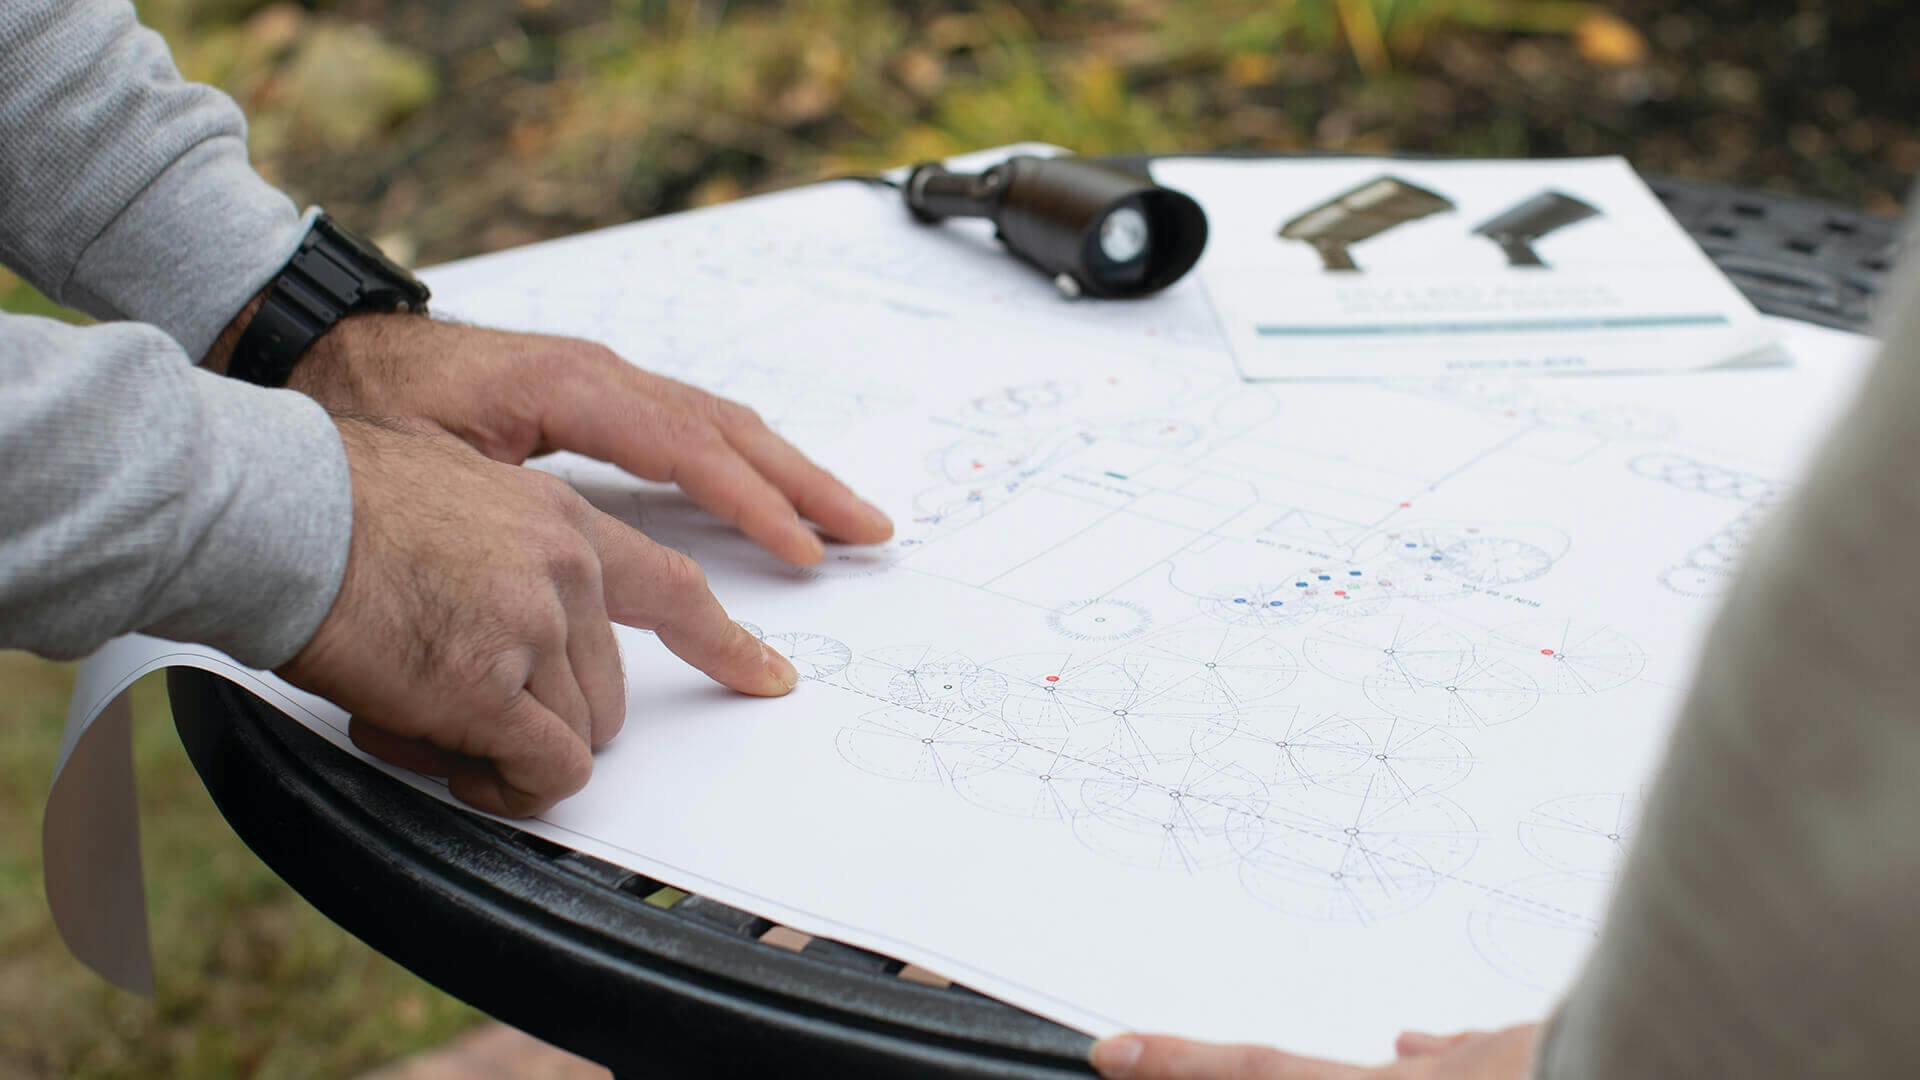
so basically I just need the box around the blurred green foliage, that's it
[0,275,78,325]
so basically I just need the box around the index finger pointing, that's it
[581,508,799,697]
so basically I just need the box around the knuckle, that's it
[656,546,709,599]
[559,746,594,795]
[543,532,601,588]
[711,396,764,431]
[497,695,545,744]
[497,585,569,651]
[556,338,620,374]
[500,773,562,817]
[457,642,528,708]
[648,410,693,452]
[527,470,587,514]
[593,695,628,747]
[516,510,598,587]
[660,404,727,451]
[528,600,570,649]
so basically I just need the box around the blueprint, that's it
[61,150,1881,1058]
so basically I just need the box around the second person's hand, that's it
[278,414,798,818]
[1088,1024,1539,1080]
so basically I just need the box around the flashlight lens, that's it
[1099,206,1150,264]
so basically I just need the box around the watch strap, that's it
[228,214,429,387]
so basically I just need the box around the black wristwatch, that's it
[227,213,430,388]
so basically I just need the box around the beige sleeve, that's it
[1536,227,1920,1075]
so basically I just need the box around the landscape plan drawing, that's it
[65,151,1882,1058]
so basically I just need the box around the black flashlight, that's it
[1278,175,1456,272]
[903,156,1208,299]
[1473,191,1601,268]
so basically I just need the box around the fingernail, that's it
[860,498,893,530]
[763,643,799,692]
[1090,1035,1144,1077]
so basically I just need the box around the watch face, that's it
[315,214,430,306]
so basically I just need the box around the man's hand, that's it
[285,315,893,565]
[1088,1024,1539,1080]
[278,415,799,818]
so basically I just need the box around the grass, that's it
[0,653,482,1077]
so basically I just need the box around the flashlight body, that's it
[904,156,1208,299]
[905,166,1011,224]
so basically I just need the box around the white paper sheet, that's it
[53,154,1880,1059]
[1152,157,1783,380]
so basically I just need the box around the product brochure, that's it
[1152,156,1785,380]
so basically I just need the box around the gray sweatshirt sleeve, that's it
[0,0,352,667]
[0,0,309,359]
[0,315,350,668]
[1534,224,1920,1074]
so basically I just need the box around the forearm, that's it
[0,314,351,668]
[0,0,306,360]
[1537,230,1920,1075]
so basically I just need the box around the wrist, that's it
[284,312,401,409]
[226,213,430,388]
[201,293,266,375]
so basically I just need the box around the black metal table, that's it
[169,162,1900,1079]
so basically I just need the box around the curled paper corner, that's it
[45,634,351,998]
[44,689,155,996]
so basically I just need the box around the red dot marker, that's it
[1334,590,1348,597]
[1399,501,1412,508]
[1044,675,1060,682]
[1540,648,1556,656]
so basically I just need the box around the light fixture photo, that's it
[904,155,1209,299]
[1278,175,1456,272]
[1474,190,1602,268]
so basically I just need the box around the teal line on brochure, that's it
[1255,314,1731,337]
[1104,471,1129,480]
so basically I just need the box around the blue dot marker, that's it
[1318,574,1331,581]
[1430,553,1444,561]
[1349,570,1363,576]
[1233,597,1247,604]
[1405,542,1418,549]
[1295,581,1308,588]
[1269,600,1283,607]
